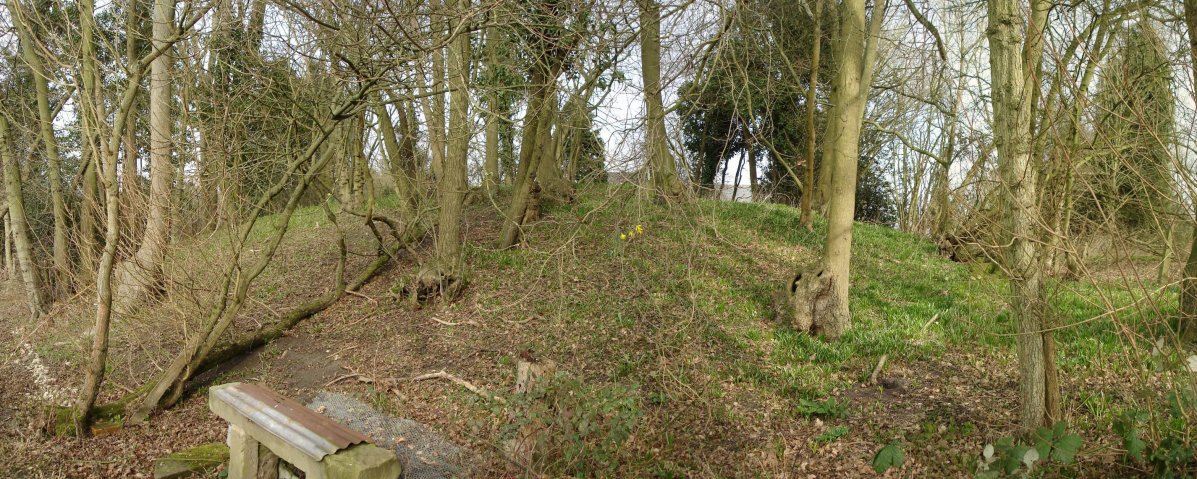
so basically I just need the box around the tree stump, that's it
[505,357,557,466]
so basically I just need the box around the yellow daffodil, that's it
[620,233,627,240]
[635,224,644,234]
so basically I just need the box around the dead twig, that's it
[411,370,506,403]
[869,355,889,385]
[430,317,479,326]
[346,289,378,305]
[921,313,940,332]
[501,315,538,325]
[324,373,363,387]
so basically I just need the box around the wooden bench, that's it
[209,382,401,479]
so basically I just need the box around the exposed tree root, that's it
[404,266,467,304]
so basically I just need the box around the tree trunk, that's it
[816,0,866,339]
[75,0,122,431]
[375,93,415,218]
[414,0,471,301]
[114,0,174,315]
[10,7,70,293]
[419,16,448,182]
[484,23,501,196]
[731,148,744,201]
[1181,232,1197,342]
[748,143,758,202]
[639,0,684,201]
[79,146,100,280]
[1179,0,1197,342]
[813,5,844,213]
[0,116,46,316]
[801,0,885,339]
[535,100,574,202]
[988,0,1055,431]
[497,66,554,248]
[4,212,13,282]
[123,0,143,238]
[800,0,824,229]
[1159,219,1176,283]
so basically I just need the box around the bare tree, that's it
[8,2,69,293]
[0,114,46,316]
[113,0,176,315]
[778,0,887,338]
[639,0,684,200]
[987,0,1059,431]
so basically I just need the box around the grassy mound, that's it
[4,184,1193,477]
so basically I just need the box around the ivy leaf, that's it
[1051,433,1083,464]
[872,443,904,474]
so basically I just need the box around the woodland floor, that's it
[0,185,1188,478]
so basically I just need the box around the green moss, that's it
[153,443,229,479]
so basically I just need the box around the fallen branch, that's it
[411,370,506,404]
[193,229,421,377]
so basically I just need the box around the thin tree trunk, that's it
[748,143,758,202]
[123,0,142,235]
[79,146,100,280]
[639,0,684,200]
[800,0,824,229]
[10,4,70,292]
[0,116,46,316]
[988,0,1053,431]
[498,67,554,248]
[731,148,744,201]
[375,93,415,218]
[75,0,122,431]
[4,211,13,282]
[484,23,501,196]
[813,4,844,213]
[246,0,266,49]
[398,96,426,192]
[419,15,448,182]
[1159,220,1176,283]
[536,99,574,201]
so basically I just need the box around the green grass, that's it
[480,186,1180,399]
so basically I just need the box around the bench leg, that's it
[227,425,260,479]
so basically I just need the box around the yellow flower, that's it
[635,224,644,234]
[620,233,627,240]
